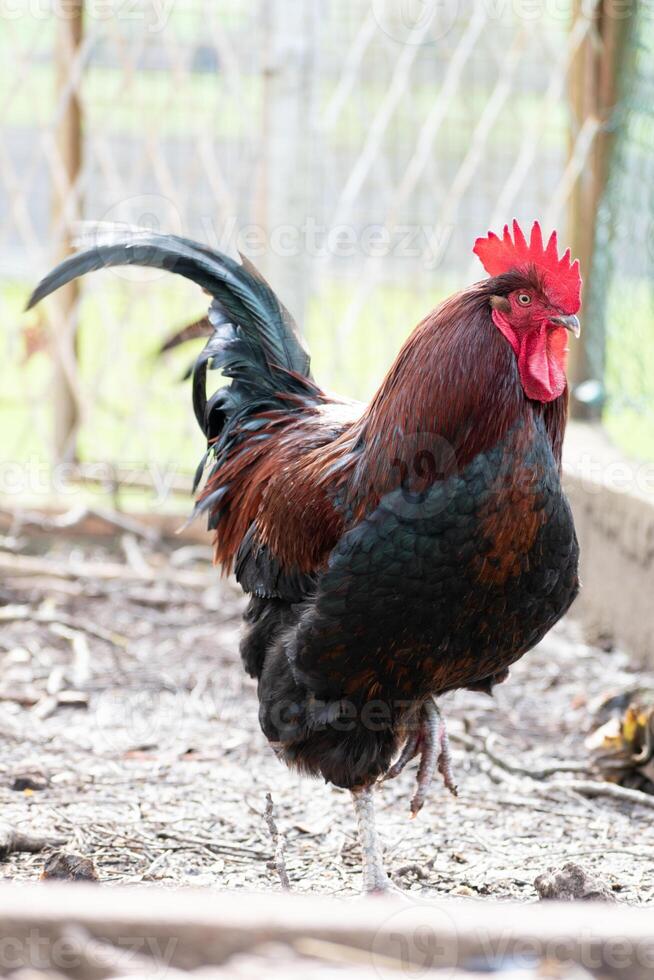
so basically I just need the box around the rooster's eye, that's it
[517,293,531,306]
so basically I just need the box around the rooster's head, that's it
[473,220,581,403]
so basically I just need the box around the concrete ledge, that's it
[563,422,654,666]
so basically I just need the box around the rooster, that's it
[28,220,581,894]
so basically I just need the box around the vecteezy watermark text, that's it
[88,205,454,272]
[0,458,183,507]
[0,929,178,974]
[372,0,638,47]
[201,217,451,270]
[1,0,174,32]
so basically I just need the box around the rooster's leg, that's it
[351,786,391,894]
[409,699,458,817]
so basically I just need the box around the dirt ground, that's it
[1,524,653,904]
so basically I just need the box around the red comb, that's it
[473,219,581,314]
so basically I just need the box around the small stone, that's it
[41,851,99,882]
[534,862,616,902]
[11,774,48,792]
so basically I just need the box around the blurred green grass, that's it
[2,274,439,474]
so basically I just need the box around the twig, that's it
[0,604,127,647]
[2,574,85,597]
[0,553,213,588]
[49,622,92,686]
[32,694,60,721]
[70,461,191,496]
[543,780,654,811]
[0,505,160,543]
[483,733,593,780]
[121,533,152,575]
[263,792,291,890]
[169,544,214,567]
[0,688,41,707]
[155,830,269,860]
[0,821,66,858]
[450,730,592,780]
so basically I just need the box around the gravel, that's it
[1,532,653,903]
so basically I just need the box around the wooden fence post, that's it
[567,0,629,415]
[51,0,84,462]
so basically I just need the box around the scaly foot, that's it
[385,698,458,816]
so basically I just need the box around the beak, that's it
[550,313,581,337]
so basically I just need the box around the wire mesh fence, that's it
[0,0,648,515]
[586,0,654,460]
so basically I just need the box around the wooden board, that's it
[0,883,651,978]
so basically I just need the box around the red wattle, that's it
[491,311,568,403]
